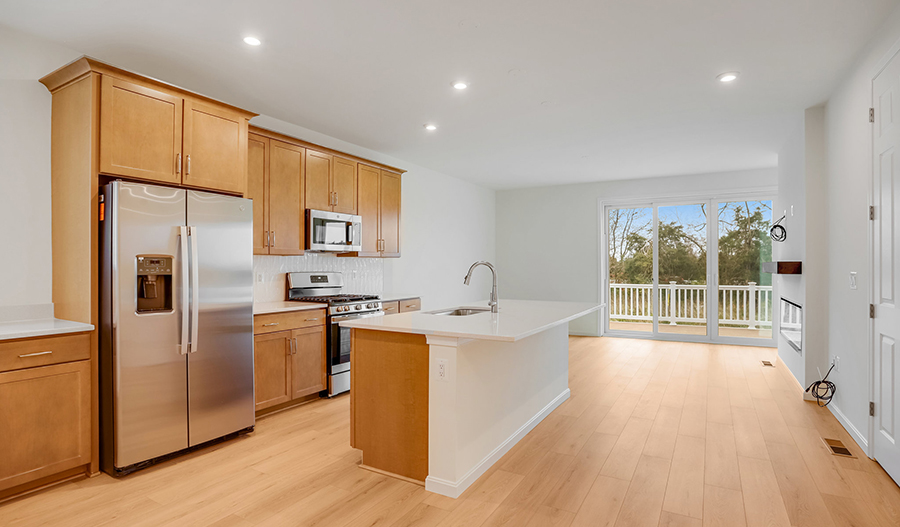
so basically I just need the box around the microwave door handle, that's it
[346,222,354,245]
[179,226,189,355]
[189,226,200,353]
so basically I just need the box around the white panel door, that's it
[873,52,900,485]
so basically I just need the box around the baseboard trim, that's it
[424,388,571,499]
[829,403,869,452]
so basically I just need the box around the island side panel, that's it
[350,328,429,482]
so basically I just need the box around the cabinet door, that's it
[291,325,326,399]
[305,149,333,212]
[332,157,358,214]
[182,100,248,194]
[380,171,401,257]
[268,140,305,255]
[357,164,381,257]
[247,134,269,255]
[99,75,183,184]
[0,361,90,492]
[254,332,292,412]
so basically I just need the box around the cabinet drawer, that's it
[381,301,400,315]
[254,309,326,334]
[0,332,91,373]
[399,298,421,313]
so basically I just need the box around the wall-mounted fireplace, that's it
[780,298,802,353]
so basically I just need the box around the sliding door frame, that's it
[598,187,777,347]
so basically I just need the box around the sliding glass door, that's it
[604,196,774,344]
[607,206,654,333]
[714,200,774,340]
[658,203,708,337]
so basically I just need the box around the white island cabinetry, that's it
[341,299,599,498]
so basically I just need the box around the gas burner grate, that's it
[293,294,380,304]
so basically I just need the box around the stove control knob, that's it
[355,304,362,310]
[366,303,373,308]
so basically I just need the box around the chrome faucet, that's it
[464,261,499,313]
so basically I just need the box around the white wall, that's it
[496,168,778,336]
[248,115,497,311]
[822,4,900,448]
[774,114,807,384]
[0,26,79,309]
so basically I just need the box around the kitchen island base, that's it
[350,323,570,498]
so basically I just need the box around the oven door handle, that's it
[330,311,385,323]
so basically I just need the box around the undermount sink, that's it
[427,307,492,316]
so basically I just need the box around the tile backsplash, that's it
[253,254,384,302]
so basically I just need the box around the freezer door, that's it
[107,182,189,468]
[186,190,255,445]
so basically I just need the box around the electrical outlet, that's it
[256,273,264,284]
[835,356,841,372]
[849,272,858,290]
[436,358,449,382]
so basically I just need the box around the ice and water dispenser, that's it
[136,256,173,313]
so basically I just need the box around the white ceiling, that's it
[1,0,897,189]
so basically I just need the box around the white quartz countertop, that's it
[254,301,326,315]
[339,299,600,342]
[0,318,95,341]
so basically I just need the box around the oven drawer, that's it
[0,332,91,373]
[399,298,421,313]
[254,309,326,335]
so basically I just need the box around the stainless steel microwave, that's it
[306,209,362,252]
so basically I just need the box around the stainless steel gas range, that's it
[286,272,383,396]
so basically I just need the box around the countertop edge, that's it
[0,321,96,342]
[341,303,601,342]
[253,302,326,315]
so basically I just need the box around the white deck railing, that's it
[609,282,773,328]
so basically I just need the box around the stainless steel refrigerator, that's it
[100,181,255,475]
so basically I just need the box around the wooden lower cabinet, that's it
[253,313,328,414]
[291,325,327,399]
[253,332,292,412]
[0,360,91,493]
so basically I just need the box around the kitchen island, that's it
[340,299,599,498]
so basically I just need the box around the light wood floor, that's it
[2,337,899,527]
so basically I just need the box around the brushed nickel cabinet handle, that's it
[265,231,270,247]
[271,231,276,247]
[186,154,191,175]
[305,318,319,321]
[18,351,53,358]
[406,304,416,308]
[292,338,298,355]
[334,192,338,206]
[287,338,294,356]
[384,307,396,311]
[262,322,279,327]
[176,153,182,174]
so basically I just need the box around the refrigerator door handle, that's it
[179,226,190,355]
[189,226,200,353]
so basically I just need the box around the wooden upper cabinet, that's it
[306,149,332,212]
[380,171,401,257]
[357,164,381,256]
[332,157,358,214]
[247,133,269,255]
[182,100,248,194]
[268,140,305,255]
[99,76,183,184]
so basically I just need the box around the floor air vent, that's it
[822,438,855,458]
[760,360,774,367]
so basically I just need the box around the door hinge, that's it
[870,304,876,318]
[870,205,875,220]
[870,108,875,123]
[870,401,876,416]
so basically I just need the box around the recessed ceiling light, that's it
[424,124,437,131]
[717,72,739,83]
[243,37,261,46]
[453,81,468,90]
